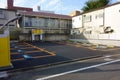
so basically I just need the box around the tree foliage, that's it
[82,0,110,12]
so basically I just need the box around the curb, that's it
[7,55,102,74]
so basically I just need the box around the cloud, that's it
[47,0,60,7]
[42,0,62,13]
[0,0,6,8]
[0,3,6,8]
[49,2,61,13]
[44,0,80,14]
[14,0,28,6]
[117,0,120,2]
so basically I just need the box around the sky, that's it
[0,0,119,15]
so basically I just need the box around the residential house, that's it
[71,15,83,39]
[71,2,120,46]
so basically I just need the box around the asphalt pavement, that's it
[1,41,120,80]
[1,41,105,71]
[2,42,102,71]
[4,53,120,80]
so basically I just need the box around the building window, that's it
[83,15,92,22]
[0,10,5,18]
[95,13,103,19]
[83,15,86,17]
[95,15,97,19]
[84,30,91,34]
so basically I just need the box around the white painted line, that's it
[36,59,120,80]
[0,71,8,78]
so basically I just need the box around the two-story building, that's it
[18,11,72,41]
[72,2,120,46]
[6,0,72,41]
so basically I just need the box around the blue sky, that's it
[0,0,119,14]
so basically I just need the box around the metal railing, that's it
[0,16,22,33]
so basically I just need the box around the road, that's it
[5,53,120,80]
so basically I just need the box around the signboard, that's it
[32,29,43,34]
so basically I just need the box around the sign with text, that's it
[32,29,43,34]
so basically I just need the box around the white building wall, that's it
[83,9,104,34]
[105,4,120,34]
[72,15,82,28]
[71,3,120,46]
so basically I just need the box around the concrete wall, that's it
[44,35,68,41]
[19,34,68,41]
[71,15,83,35]
[19,15,72,41]
[83,9,104,34]
[105,4,120,34]
[72,15,82,28]
[71,3,120,46]
[19,34,31,41]
[70,39,120,47]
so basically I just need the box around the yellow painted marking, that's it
[11,52,19,55]
[11,50,41,55]
[11,54,55,61]
[16,43,26,45]
[11,42,56,62]
[65,43,97,51]
[10,48,16,50]
[66,44,73,46]
[10,47,34,50]
[17,45,31,47]
[25,50,41,53]
[88,47,97,50]
[75,45,81,47]
[98,48,120,52]
[19,47,34,49]
[12,58,25,61]
[33,55,54,59]
[24,42,56,56]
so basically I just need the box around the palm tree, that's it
[82,0,110,12]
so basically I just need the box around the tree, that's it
[82,0,110,12]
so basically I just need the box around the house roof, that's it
[0,8,16,12]
[19,11,72,19]
[11,7,33,11]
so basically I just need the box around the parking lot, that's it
[1,41,119,71]
[1,41,120,80]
